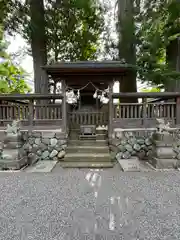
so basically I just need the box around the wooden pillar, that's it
[62,80,67,133]
[108,82,113,139]
[96,90,98,109]
[78,95,81,110]
[28,99,34,130]
[176,97,180,126]
[175,39,180,126]
[142,98,147,127]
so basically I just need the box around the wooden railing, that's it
[34,104,62,120]
[113,102,176,119]
[0,103,62,120]
[69,111,108,127]
[108,92,180,137]
[0,94,64,129]
[0,103,29,121]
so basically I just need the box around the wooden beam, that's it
[108,82,113,139]
[112,92,180,98]
[28,99,34,130]
[176,97,180,125]
[62,80,67,134]
[0,94,63,100]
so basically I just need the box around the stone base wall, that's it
[22,131,67,165]
[110,129,154,161]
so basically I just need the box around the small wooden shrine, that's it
[43,61,132,137]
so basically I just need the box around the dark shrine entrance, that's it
[68,90,109,131]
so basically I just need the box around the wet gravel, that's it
[0,167,180,239]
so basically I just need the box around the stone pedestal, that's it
[149,132,178,169]
[0,132,27,170]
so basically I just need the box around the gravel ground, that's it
[0,166,180,239]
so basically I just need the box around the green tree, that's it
[117,0,138,95]
[46,0,105,62]
[136,0,180,90]
[2,0,105,93]
[0,27,31,93]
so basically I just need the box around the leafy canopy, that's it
[136,0,180,87]
[0,27,31,93]
[3,0,105,62]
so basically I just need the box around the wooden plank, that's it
[112,92,180,98]
[62,80,67,133]
[0,94,63,100]
[28,99,34,129]
[142,98,147,126]
[108,82,113,139]
[176,97,180,125]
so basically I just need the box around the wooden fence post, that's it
[108,82,113,139]
[28,99,34,130]
[62,80,67,134]
[142,98,147,127]
[176,97,180,126]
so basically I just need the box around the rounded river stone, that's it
[137,138,145,145]
[133,144,141,151]
[39,143,47,151]
[42,138,50,145]
[58,150,65,159]
[118,145,126,153]
[121,139,127,146]
[125,144,133,152]
[145,138,152,146]
[28,138,35,145]
[50,150,58,158]
[42,150,49,159]
[128,138,136,145]
[37,150,42,156]
[122,151,131,159]
[50,138,58,147]
[35,138,41,145]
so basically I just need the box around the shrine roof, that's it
[43,61,133,76]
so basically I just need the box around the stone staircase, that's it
[61,128,113,168]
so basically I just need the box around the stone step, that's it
[79,134,107,140]
[68,140,108,146]
[79,135,97,140]
[61,161,113,168]
[96,134,107,140]
[64,153,111,162]
[66,145,109,154]
[96,129,108,134]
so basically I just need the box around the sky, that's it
[7,34,34,90]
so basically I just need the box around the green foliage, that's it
[46,0,105,61]
[141,87,161,92]
[105,0,180,88]
[3,0,105,62]
[0,27,31,93]
[136,0,180,87]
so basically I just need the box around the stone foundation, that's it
[22,131,67,164]
[110,129,154,162]
[0,124,67,170]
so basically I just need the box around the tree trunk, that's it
[29,0,48,94]
[117,0,137,103]
[166,38,180,92]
